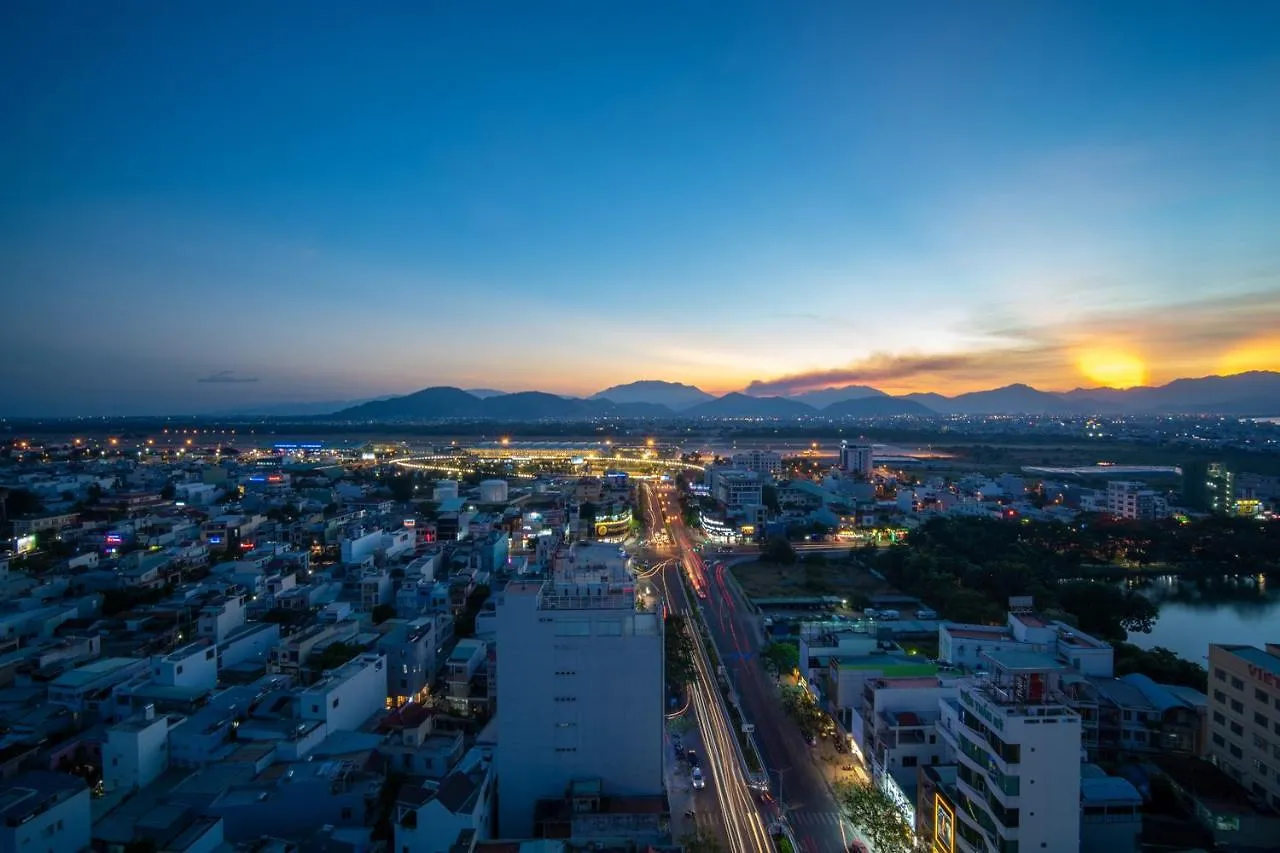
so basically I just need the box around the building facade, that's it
[1207,643,1280,810]
[494,543,664,836]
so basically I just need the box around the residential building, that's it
[102,706,171,793]
[1207,643,1280,809]
[394,748,494,853]
[1079,764,1142,853]
[298,652,387,733]
[1106,480,1168,521]
[709,469,762,510]
[153,641,219,691]
[0,771,91,853]
[936,650,1083,853]
[46,657,151,718]
[267,621,359,680]
[730,449,783,479]
[839,441,874,478]
[444,638,489,716]
[378,615,452,708]
[495,542,664,836]
[197,594,247,644]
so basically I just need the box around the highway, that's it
[643,482,865,853]
[642,484,775,853]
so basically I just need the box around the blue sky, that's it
[2,0,1279,415]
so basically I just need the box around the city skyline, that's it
[3,2,1280,416]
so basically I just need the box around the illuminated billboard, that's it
[933,794,954,853]
[16,534,37,555]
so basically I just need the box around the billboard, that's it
[933,794,954,853]
[16,534,37,554]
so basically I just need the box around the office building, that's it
[1207,643,1280,809]
[495,543,664,836]
[839,441,874,479]
[937,650,1083,853]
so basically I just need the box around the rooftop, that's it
[981,649,1065,673]
[0,771,87,823]
[1216,644,1280,679]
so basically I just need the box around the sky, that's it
[2,0,1279,416]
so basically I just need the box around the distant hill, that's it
[335,387,484,419]
[684,393,816,418]
[464,388,507,399]
[1061,371,1280,414]
[786,384,887,408]
[904,384,1084,415]
[327,370,1280,420]
[591,380,714,410]
[823,396,935,417]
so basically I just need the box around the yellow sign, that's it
[933,795,954,853]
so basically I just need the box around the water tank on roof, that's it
[433,480,459,501]
[480,479,509,503]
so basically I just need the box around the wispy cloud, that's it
[743,288,1280,396]
[197,370,260,384]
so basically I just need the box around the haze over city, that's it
[2,1,1279,416]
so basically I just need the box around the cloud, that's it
[743,287,1280,396]
[197,370,260,384]
[744,349,1064,396]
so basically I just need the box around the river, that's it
[1126,575,1280,663]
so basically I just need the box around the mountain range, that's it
[330,371,1280,420]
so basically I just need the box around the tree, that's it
[371,604,397,625]
[678,831,722,853]
[665,614,697,687]
[761,641,800,676]
[160,482,176,500]
[762,536,797,565]
[579,501,598,526]
[762,483,781,514]
[834,779,920,853]
[387,474,416,504]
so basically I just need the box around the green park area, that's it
[729,545,890,606]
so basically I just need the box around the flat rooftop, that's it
[981,649,1065,672]
[1216,644,1280,679]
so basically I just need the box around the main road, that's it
[642,482,864,853]
[641,483,775,853]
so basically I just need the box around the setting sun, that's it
[1077,350,1148,388]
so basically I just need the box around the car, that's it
[717,546,732,553]
[686,749,698,765]
[691,767,705,789]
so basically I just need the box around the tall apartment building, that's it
[937,650,1083,853]
[1106,480,1168,521]
[494,543,664,837]
[839,441,874,479]
[1207,643,1280,810]
[730,449,783,479]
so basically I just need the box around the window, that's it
[1122,710,1133,721]
[341,807,353,820]
[1214,711,1226,726]
[1256,712,1270,728]
[1253,759,1269,778]
[177,665,184,675]
[1230,744,1243,758]
[1232,722,1244,736]
[1259,688,1270,703]
[902,756,918,767]
[1213,733,1226,747]
[1214,690,1227,703]
[1215,668,1227,681]
[332,697,340,708]
[1231,677,1245,691]
[1232,699,1244,714]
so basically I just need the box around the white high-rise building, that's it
[731,449,783,479]
[937,650,1083,853]
[839,441,874,478]
[495,543,664,836]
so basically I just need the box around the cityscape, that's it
[3,4,1280,853]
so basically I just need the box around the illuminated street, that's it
[643,482,868,853]
[643,484,775,853]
